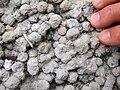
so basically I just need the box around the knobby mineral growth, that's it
[0,0,120,90]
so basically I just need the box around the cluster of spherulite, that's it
[0,0,120,90]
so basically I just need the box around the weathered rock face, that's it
[0,0,119,90]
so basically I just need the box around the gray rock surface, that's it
[0,0,119,90]
[27,57,39,75]
[4,76,20,89]
[49,14,62,28]
[37,1,48,13]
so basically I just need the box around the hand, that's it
[90,0,120,46]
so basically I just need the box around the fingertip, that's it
[98,26,120,46]
[98,30,111,45]
[92,0,103,9]
[92,0,120,9]
[90,12,101,28]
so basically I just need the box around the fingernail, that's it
[90,12,100,26]
[92,0,103,7]
[99,30,111,42]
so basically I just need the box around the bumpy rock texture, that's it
[0,0,120,90]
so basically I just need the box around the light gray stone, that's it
[49,14,62,28]
[37,1,48,13]
[64,85,75,90]
[11,62,24,72]
[27,57,39,75]
[4,76,20,89]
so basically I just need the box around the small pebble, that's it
[20,4,31,15]
[64,85,75,90]
[11,62,24,72]
[1,14,15,25]
[95,77,105,86]
[17,52,28,62]
[4,76,20,89]
[107,57,118,68]
[2,31,15,43]
[28,32,41,44]
[37,1,48,13]
[27,57,39,75]
[47,4,54,13]
[49,14,62,29]
[68,72,78,83]
[66,27,79,40]
[102,75,115,90]
[3,59,13,71]
[37,80,50,90]
[58,27,67,36]
[60,0,71,12]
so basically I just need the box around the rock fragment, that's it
[3,59,13,71]
[17,52,28,62]
[11,62,24,72]
[31,23,40,32]
[49,0,63,3]
[89,82,100,90]
[68,72,78,83]
[38,42,51,54]
[112,67,120,76]
[95,77,105,86]
[0,0,119,89]
[66,19,79,28]
[58,27,67,36]
[14,20,31,37]
[55,66,68,83]
[69,7,82,19]
[47,4,54,13]
[55,85,64,90]
[42,60,58,74]
[28,32,41,44]
[64,85,75,90]
[37,80,50,90]
[13,71,25,80]
[27,57,39,75]
[49,14,62,28]
[1,14,15,25]
[4,76,20,89]
[28,49,37,57]
[14,37,28,52]
[66,27,79,40]
[38,72,54,82]
[82,85,91,90]
[20,4,31,15]
[0,68,10,82]
[107,57,118,68]
[2,31,15,43]
[74,34,90,54]
[60,0,71,12]
[21,0,30,4]
[38,21,50,36]
[77,58,98,74]
[102,75,115,90]
[96,66,105,77]
[82,21,91,31]
[37,1,48,13]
